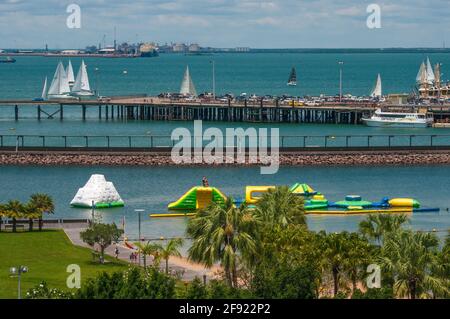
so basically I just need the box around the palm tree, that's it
[4,200,24,233]
[23,203,41,232]
[254,186,306,227]
[0,204,6,232]
[29,194,54,231]
[155,238,184,274]
[359,214,409,244]
[342,233,373,293]
[379,229,448,299]
[134,241,160,268]
[187,198,257,288]
[320,231,351,296]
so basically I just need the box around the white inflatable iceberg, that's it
[70,174,125,208]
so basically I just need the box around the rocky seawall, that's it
[0,151,449,167]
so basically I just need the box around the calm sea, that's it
[1,52,450,99]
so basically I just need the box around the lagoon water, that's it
[0,165,448,241]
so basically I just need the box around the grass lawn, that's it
[0,230,129,299]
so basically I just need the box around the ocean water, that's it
[0,165,448,241]
[1,52,450,99]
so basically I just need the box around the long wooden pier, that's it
[1,97,450,124]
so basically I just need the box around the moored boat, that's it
[362,108,433,128]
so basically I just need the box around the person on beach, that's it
[202,177,209,187]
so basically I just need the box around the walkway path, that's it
[62,225,220,281]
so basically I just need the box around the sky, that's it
[0,0,449,49]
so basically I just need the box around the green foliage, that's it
[253,261,320,299]
[80,222,124,262]
[26,281,73,299]
[379,229,448,299]
[76,267,176,299]
[359,214,409,244]
[185,277,208,299]
[351,288,394,299]
[254,186,306,227]
[187,197,257,288]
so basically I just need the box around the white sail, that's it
[370,73,382,97]
[47,62,71,96]
[41,77,48,100]
[416,62,427,84]
[72,60,93,95]
[66,60,75,85]
[180,66,197,96]
[426,57,435,84]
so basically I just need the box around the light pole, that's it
[135,209,145,266]
[135,209,145,242]
[338,61,344,103]
[10,266,28,299]
[210,60,216,99]
[94,67,100,97]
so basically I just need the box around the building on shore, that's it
[416,57,450,99]
[173,43,187,53]
[139,43,159,57]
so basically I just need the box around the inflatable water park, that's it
[70,174,125,208]
[150,183,439,218]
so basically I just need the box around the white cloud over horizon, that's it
[0,0,449,49]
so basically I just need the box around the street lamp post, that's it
[338,61,344,103]
[10,266,28,299]
[94,67,100,97]
[210,60,216,99]
[135,209,145,266]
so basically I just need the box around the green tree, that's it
[320,231,352,297]
[0,203,5,232]
[135,241,160,268]
[29,193,55,231]
[155,238,184,274]
[187,198,257,288]
[4,200,24,233]
[379,230,448,299]
[254,186,306,227]
[342,233,374,293]
[359,214,409,244]
[80,223,123,263]
[186,277,208,299]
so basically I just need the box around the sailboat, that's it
[370,73,382,98]
[47,61,73,99]
[33,77,48,101]
[287,67,297,86]
[180,66,197,96]
[71,60,94,97]
[425,57,435,84]
[66,60,75,87]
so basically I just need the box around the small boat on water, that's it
[0,56,16,63]
[287,67,297,86]
[362,108,433,128]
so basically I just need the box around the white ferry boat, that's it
[362,109,433,128]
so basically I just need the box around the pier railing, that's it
[1,134,450,150]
